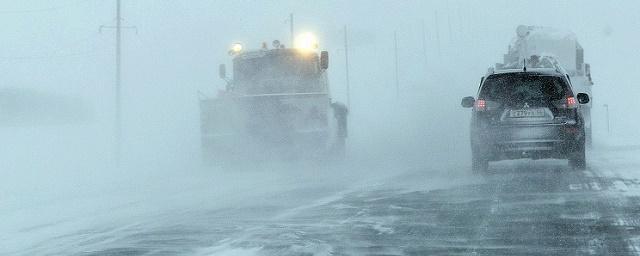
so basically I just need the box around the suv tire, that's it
[472,150,489,173]
[569,142,586,170]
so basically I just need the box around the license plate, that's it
[509,108,545,118]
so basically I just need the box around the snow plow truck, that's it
[199,35,348,164]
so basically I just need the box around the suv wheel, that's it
[586,127,593,149]
[472,150,489,173]
[569,142,586,170]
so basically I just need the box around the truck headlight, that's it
[294,32,319,51]
[231,43,243,53]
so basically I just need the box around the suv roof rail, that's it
[486,67,495,76]
[555,66,562,73]
[497,55,568,75]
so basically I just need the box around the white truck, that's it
[498,25,595,146]
[199,38,348,163]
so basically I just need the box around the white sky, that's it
[0,0,638,154]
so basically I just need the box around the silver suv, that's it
[462,68,590,172]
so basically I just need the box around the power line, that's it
[0,0,95,14]
[0,50,107,62]
[0,33,111,62]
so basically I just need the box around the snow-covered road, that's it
[193,146,640,256]
[3,134,640,255]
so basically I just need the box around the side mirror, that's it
[320,51,329,70]
[577,93,590,104]
[461,96,475,108]
[218,64,226,79]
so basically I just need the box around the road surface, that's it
[4,143,640,256]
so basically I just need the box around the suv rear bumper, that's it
[471,123,583,161]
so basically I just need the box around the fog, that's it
[2,0,640,254]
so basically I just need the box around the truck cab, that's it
[200,39,346,163]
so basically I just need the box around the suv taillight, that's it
[554,97,578,109]
[567,97,577,108]
[474,99,486,111]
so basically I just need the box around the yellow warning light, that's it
[230,43,243,53]
[294,32,319,51]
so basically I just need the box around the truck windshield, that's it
[233,52,322,94]
[479,74,570,103]
[234,53,318,82]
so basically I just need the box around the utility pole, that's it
[445,0,454,45]
[603,104,610,135]
[421,19,428,70]
[343,25,350,108]
[289,13,294,46]
[100,0,136,164]
[394,31,399,100]
[115,0,122,164]
[447,11,453,44]
[434,10,441,58]
[456,3,465,41]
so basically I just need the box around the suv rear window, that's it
[479,73,571,103]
